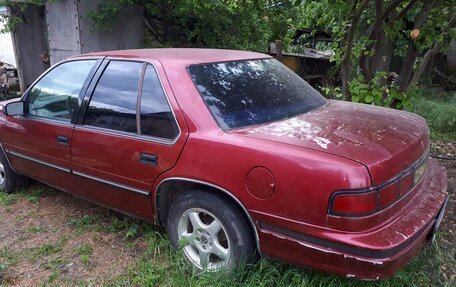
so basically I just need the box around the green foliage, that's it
[89,0,299,51]
[107,216,145,239]
[323,72,415,109]
[0,0,47,33]
[87,0,137,32]
[125,222,140,238]
[295,0,455,107]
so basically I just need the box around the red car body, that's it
[0,49,448,280]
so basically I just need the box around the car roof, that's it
[73,48,272,68]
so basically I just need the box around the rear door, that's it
[3,59,99,192]
[70,59,188,220]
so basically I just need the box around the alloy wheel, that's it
[0,162,5,185]
[177,208,231,271]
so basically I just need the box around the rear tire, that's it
[167,189,256,272]
[0,149,28,193]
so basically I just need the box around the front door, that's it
[3,59,98,192]
[70,59,187,220]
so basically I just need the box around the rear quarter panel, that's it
[153,131,372,227]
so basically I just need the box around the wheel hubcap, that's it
[177,208,231,271]
[0,162,5,185]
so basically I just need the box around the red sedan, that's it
[0,49,448,280]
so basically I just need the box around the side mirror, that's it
[4,101,25,116]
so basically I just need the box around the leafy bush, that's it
[322,72,417,109]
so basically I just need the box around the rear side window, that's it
[85,61,143,133]
[84,61,179,141]
[140,65,179,139]
[189,58,327,129]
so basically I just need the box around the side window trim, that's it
[136,63,147,135]
[77,59,182,146]
[73,58,105,123]
[76,59,110,125]
[22,58,104,125]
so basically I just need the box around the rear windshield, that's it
[188,58,327,129]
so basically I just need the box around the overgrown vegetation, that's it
[0,0,46,32]
[297,0,455,108]
[87,0,455,109]
[408,89,456,141]
[88,0,297,52]
[107,228,455,287]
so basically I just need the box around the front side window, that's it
[140,65,179,139]
[188,58,328,129]
[27,60,96,121]
[85,61,143,133]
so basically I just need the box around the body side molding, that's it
[7,149,70,173]
[73,170,150,196]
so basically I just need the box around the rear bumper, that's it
[254,159,448,280]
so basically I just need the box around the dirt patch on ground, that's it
[0,183,144,286]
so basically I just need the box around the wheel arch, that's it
[154,177,260,251]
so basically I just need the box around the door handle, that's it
[57,135,69,146]
[139,153,158,166]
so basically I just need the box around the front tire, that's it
[167,189,256,272]
[0,149,28,193]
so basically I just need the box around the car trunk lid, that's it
[230,100,429,185]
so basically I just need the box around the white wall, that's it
[0,17,17,66]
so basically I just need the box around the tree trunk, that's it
[341,0,370,101]
[359,0,418,83]
[369,0,385,79]
[381,36,393,87]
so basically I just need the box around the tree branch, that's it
[369,0,385,77]
[386,0,418,25]
[408,16,456,88]
[382,0,406,19]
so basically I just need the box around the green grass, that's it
[23,187,55,204]
[70,215,96,226]
[0,192,19,206]
[408,90,456,142]
[28,226,48,234]
[102,228,455,287]
[30,244,63,257]
[75,244,93,265]
[0,187,55,206]
[0,247,18,279]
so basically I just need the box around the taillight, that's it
[398,173,414,196]
[330,191,377,216]
[379,183,398,208]
[329,154,429,217]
